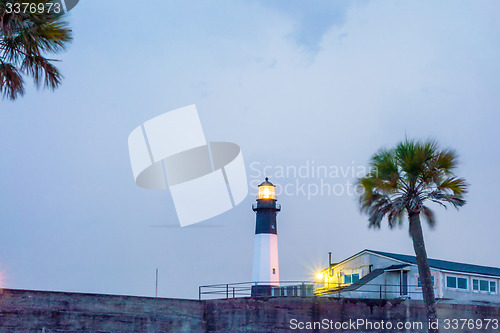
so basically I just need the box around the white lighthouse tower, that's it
[251,178,281,297]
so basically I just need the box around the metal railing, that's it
[199,281,315,300]
[251,203,281,210]
[315,282,437,299]
[199,281,438,300]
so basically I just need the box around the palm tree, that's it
[1,0,72,100]
[358,139,468,333]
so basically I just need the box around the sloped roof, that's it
[342,269,385,291]
[384,264,410,271]
[324,265,410,292]
[367,250,500,277]
[316,268,386,295]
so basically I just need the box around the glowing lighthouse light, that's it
[258,184,275,200]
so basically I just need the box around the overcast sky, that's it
[1,0,499,299]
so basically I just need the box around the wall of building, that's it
[439,272,500,303]
[321,252,401,287]
[0,288,499,333]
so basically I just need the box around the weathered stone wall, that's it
[0,289,206,332]
[0,289,498,332]
[205,297,500,332]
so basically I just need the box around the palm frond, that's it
[32,20,71,53]
[21,53,62,88]
[395,139,436,183]
[434,149,458,173]
[387,196,406,229]
[0,62,25,99]
[427,191,466,209]
[421,206,436,228]
[438,177,468,196]
[360,193,392,229]
[0,0,72,100]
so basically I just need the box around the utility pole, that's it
[155,268,158,298]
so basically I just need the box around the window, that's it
[480,280,489,291]
[472,278,497,293]
[446,276,456,288]
[446,276,467,290]
[417,275,435,288]
[344,273,360,284]
[458,278,467,289]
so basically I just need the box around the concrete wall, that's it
[0,289,206,333]
[205,297,500,333]
[1,289,499,332]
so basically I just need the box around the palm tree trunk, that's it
[409,212,439,333]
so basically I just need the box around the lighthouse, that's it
[251,178,281,297]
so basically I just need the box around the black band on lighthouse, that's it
[253,199,279,235]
